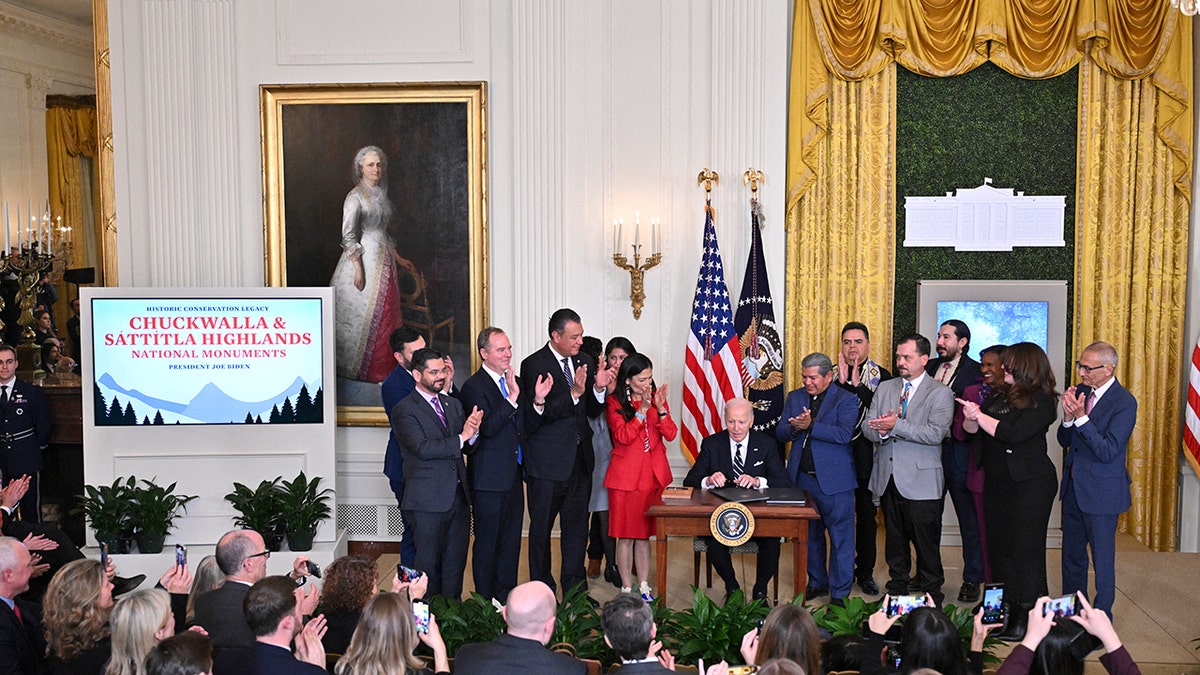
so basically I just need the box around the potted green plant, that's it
[669,587,770,666]
[74,476,136,553]
[225,477,286,551]
[278,471,333,551]
[129,477,197,554]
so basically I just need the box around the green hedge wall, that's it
[893,62,1077,355]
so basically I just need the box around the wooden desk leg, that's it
[656,534,668,604]
[793,536,805,600]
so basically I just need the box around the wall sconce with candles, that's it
[611,211,662,320]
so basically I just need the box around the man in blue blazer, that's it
[382,327,426,567]
[460,327,551,603]
[1058,341,1137,615]
[776,352,858,604]
[684,398,792,601]
[392,347,482,600]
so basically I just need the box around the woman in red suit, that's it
[605,353,675,602]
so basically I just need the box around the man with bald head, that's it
[0,535,46,674]
[454,580,585,674]
[193,529,318,650]
[684,398,791,602]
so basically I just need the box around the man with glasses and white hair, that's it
[1058,340,1137,616]
[193,529,318,649]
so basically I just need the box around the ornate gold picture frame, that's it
[262,82,489,426]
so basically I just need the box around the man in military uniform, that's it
[0,345,52,522]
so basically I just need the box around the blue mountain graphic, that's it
[97,373,319,423]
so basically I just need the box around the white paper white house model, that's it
[903,178,1066,251]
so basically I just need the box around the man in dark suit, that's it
[0,345,52,522]
[460,327,551,603]
[925,319,984,602]
[863,333,954,605]
[0,535,47,674]
[601,593,673,673]
[382,327,426,568]
[776,352,859,605]
[454,580,586,675]
[833,321,891,596]
[683,398,791,601]
[1058,340,1137,615]
[194,529,316,650]
[519,308,612,596]
[392,347,481,600]
[212,576,327,675]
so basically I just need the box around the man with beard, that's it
[382,326,426,567]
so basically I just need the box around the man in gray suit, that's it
[862,333,954,604]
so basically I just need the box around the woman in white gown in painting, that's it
[330,145,414,383]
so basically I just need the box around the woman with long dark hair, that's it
[959,342,1059,641]
[739,603,821,675]
[604,352,675,601]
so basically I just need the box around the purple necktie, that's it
[431,395,447,426]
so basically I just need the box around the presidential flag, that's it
[1184,334,1200,478]
[681,203,745,463]
[734,199,784,436]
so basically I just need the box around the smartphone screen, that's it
[175,543,187,568]
[397,564,422,583]
[886,595,925,618]
[1043,594,1079,618]
[412,600,430,634]
[981,584,1005,624]
[99,542,109,569]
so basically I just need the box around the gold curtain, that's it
[46,101,97,274]
[786,0,1191,550]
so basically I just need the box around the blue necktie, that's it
[900,381,912,419]
[499,375,522,465]
[562,357,574,386]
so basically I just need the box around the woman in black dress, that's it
[959,342,1058,642]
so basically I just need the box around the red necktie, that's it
[12,603,22,623]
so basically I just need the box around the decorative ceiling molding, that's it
[0,1,92,53]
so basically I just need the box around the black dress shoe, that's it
[585,595,600,609]
[958,581,980,603]
[997,602,1030,642]
[112,574,146,597]
[829,596,846,608]
[857,577,880,595]
[804,585,828,600]
[722,587,742,604]
[603,564,622,589]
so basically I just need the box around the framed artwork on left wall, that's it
[262,82,489,426]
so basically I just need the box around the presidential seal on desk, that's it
[710,501,755,547]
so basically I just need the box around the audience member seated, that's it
[996,594,1140,675]
[145,632,213,675]
[317,555,377,656]
[105,589,176,675]
[755,659,806,675]
[192,530,314,650]
[739,604,821,675]
[32,310,56,345]
[333,591,448,675]
[822,634,874,674]
[0,535,47,674]
[211,576,327,675]
[0,476,143,602]
[44,558,115,675]
[39,341,78,375]
[186,556,225,625]
[600,592,675,673]
[454,580,585,675]
[860,596,987,675]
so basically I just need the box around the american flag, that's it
[1184,334,1200,478]
[681,203,745,463]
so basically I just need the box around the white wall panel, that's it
[276,0,473,65]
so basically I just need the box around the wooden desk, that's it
[647,491,819,604]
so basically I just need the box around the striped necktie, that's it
[732,443,744,479]
[430,395,447,426]
[562,357,574,386]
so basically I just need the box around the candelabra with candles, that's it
[611,212,663,320]
[1,203,71,357]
